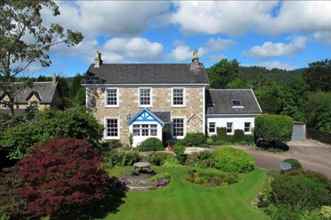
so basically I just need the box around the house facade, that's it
[0,77,62,113]
[83,52,262,147]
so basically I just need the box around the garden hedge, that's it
[255,114,293,142]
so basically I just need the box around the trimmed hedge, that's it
[181,133,207,147]
[255,114,293,142]
[186,168,238,187]
[213,147,255,173]
[137,138,164,151]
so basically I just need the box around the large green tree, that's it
[0,0,83,116]
[208,59,239,88]
[304,59,331,92]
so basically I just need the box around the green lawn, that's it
[102,166,270,220]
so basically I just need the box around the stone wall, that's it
[90,86,205,145]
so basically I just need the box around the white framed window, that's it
[133,124,140,136]
[208,122,216,134]
[105,88,119,107]
[244,122,251,133]
[105,118,119,139]
[139,88,152,106]
[172,88,185,106]
[150,124,157,136]
[173,118,185,138]
[226,122,233,134]
[142,124,149,136]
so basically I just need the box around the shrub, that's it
[217,127,227,137]
[16,138,126,219]
[162,157,181,168]
[256,139,290,151]
[269,171,331,210]
[150,172,171,187]
[0,108,103,160]
[106,149,140,167]
[255,114,293,142]
[138,138,164,151]
[233,129,245,141]
[283,159,302,171]
[321,206,331,220]
[107,140,123,149]
[173,143,186,164]
[148,152,175,166]
[182,133,206,146]
[186,168,238,187]
[185,151,216,168]
[213,147,255,173]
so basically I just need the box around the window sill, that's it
[104,105,119,108]
[171,105,186,108]
[139,105,152,108]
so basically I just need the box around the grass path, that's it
[102,166,269,220]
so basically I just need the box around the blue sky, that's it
[28,1,331,77]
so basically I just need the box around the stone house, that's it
[0,77,62,113]
[83,52,262,147]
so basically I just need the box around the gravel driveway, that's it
[236,140,331,179]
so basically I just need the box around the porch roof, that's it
[128,108,170,127]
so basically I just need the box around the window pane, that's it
[173,88,184,105]
[173,118,184,137]
[140,88,151,105]
[106,89,117,106]
[150,124,157,136]
[142,124,149,136]
[226,122,233,133]
[106,119,118,137]
[244,122,251,132]
[133,124,140,136]
[232,99,241,106]
[209,122,216,133]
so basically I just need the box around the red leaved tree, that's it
[16,138,126,219]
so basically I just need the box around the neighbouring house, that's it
[206,89,262,136]
[0,77,62,113]
[83,51,262,147]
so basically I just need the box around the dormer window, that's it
[232,99,241,106]
[232,99,244,109]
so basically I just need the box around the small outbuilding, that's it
[206,89,262,136]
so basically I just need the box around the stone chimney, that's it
[94,50,103,68]
[190,49,203,71]
[52,74,57,84]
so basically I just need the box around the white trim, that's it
[250,88,263,113]
[138,87,152,107]
[207,113,261,117]
[103,117,120,140]
[104,87,119,107]
[171,87,186,107]
[171,116,186,139]
[244,121,252,135]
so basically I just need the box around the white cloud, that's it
[205,38,235,52]
[45,1,171,37]
[103,37,164,62]
[314,31,331,44]
[170,44,206,62]
[171,1,331,36]
[246,37,306,58]
[258,61,295,70]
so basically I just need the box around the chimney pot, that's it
[94,50,103,68]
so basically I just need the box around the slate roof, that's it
[206,89,262,115]
[0,82,58,104]
[153,111,171,123]
[84,63,209,85]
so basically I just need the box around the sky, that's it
[28,0,331,77]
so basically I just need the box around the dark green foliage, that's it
[269,171,331,211]
[104,140,123,149]
[233,129,245,141]
[148,152,175,166]
[186,168,238,187]
[255,114,293,142]
[106,149,140,167]
[173,143,186,164]
[137,138,164,151]
[185,151,215,168]
[208,59,240,89]
[304,59,331,92]
[213,147,255,173]
[217,127,227,137]
[0,108,103,159]
[305,92,331,134]
[283,159,302,171]
[182,133,207,146]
